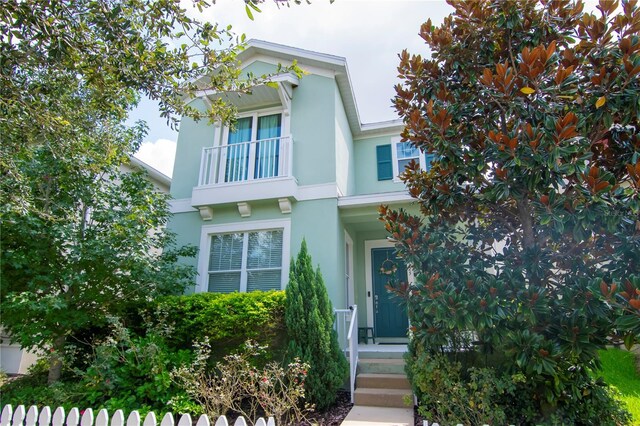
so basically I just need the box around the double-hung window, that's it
[200,220,290,293]
[391,137,435,180]
[207,229,283,293]
[225,112,283,182]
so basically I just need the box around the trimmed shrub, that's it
[285,240,349,410]
[150,290,287,361]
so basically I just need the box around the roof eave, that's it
[129,156,172,188]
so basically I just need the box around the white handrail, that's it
[334,305,359,403]
[346,305,358,403]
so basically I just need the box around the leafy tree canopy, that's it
[0,0,303,208]
[0,0,300,383]
[383,0,639,421]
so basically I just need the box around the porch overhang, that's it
[337,191,414,209]
[338,191,420,233]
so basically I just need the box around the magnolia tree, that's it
[382,0,639,422]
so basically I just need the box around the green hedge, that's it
[150,291,287,361]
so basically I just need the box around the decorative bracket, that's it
[278,198,292,214]
[237,202,252,218]
[198,206,214,221]
[276,82,293,117]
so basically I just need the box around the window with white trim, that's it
[391,137,435,180]
[207,229,283,293]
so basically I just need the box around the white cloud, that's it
[134,138,177,177]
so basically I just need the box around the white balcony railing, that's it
[198,136,293,187]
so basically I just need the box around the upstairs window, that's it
[395,141,421,173]
[390,137,435,180]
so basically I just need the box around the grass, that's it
[598,348,640,425]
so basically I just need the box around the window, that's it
[207,229,283,293]
[198,220,291,293]
[224,112,283,182]
[390,137,435,180]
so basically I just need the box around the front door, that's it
[371,247,408,338]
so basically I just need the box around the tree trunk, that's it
[516,197,542,287]
[47,334,66,384]
[516,198,536,249]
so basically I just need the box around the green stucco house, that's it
[168,40,431,342]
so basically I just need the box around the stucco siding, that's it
[290,74,336,186]
[242,60,279,77]
[354,135,408,195]
[335,83,355,197]
[290,198,344,308]
[170,99,214,200]
[167,211,203,293]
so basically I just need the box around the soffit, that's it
[216,85,281,111]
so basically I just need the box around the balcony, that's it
[192,135,298,208]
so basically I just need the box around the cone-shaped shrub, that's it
[285,240,349,409]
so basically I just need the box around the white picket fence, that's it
[0,405,275,426]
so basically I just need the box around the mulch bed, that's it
[222,389,353,426]
[300,389,353,426]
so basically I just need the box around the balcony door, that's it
[224,113,282,183]
[255,114,281,179]
[225,117,252,182]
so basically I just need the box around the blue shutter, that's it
[376,144,393,181]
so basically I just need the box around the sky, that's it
[131,0,454,177]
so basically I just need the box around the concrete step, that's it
[356,373,411,390]
[358,347,407,359]
[354,387,413,408]
[340,406,414,426]
[358,358,406,375]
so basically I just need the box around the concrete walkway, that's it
[339,406,414,426]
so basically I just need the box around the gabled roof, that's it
[222,40,404,139]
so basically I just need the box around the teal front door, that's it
[372,247,408,338]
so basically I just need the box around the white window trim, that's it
[390,136,433,183]
[220,106,289,148]
[344,231,355,308]
[197,219,291,293]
